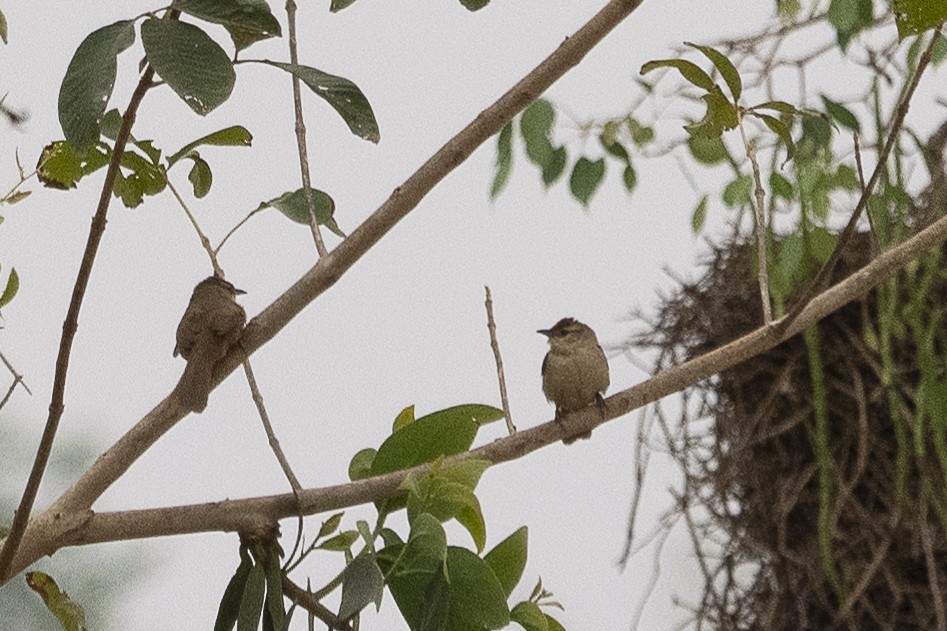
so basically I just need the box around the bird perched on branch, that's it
[172,276,246,413]
[538,317,609,444]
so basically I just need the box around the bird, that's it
[172,275,247,413]
[538,317,609,444]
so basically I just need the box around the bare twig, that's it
[739,119,772,322]
[215,205,265,254]
[484,286,515,434]
[242,357,303,498]
[919,500,947,631]
[167,178,223,276]
[284,0,328,258]
[282,577,353,631]
[0,349,31,413]
[0,63,157,582]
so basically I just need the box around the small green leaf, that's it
[319,530,359,552]
[331,0,359,10]
[544,613,567,631]
[168,126,253,167]
[214,550,253,631]
[0,10,7,44]
[893,0,947,39]
[820,95,860,132]
[393,404,416,432]
[141,18,236,115]
[0,268,19,309]
[569,157,605,207]
[687,134,729,165]
[172,0,281,51]
[491,121,513,200]
[685,42,742,102]
[622,164,637,194]
[770,172,794,200]
[542,146,567,186]
[722,174,753,208]
[36,141,110,190]
[460,0,490,10]
[639,58,715,91]
[511,602,548,631]
[753,112,796,163]
[691,194,708,234]
[627,119,655,146]
[685,86,739,138]
[521,99,556,169]
[3,190,30,205]
[100,109,122,140]
[599,134,630,163]
[262,547,285,630]
[456,501,487,553]
[339,555,385,620]
[484,526,528,598]
[257,61,380,143]
[188,155,213,198]
[237,564,266,631]
[828,0,873,50]
[317,512,344,540]
[348,448,376,481]
[26,572,87,631]
[58,20,136,152]
[750,100,800,115]
[263,187,345,237]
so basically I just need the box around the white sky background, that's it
[3,1,931,629]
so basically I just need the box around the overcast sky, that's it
[3,1,931,629]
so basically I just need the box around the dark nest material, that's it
[638,233,947,630]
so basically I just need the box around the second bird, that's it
[539,317,610,444]
[173,276,247,413]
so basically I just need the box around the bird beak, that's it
[233,287,247,295]
[537,328,552,337]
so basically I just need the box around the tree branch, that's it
[0,65,156,582]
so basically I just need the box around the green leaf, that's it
[187,155,213,198]
[256,60,380,143]
[622,164,637,194]
[339,555,385,620]
[691,194,708,234]
[460,0,490,10]
[484,526,527,598]
[317,512,344,540]
[807,226,837,263]
[639,58,715,91]
[26,572,87,631]
[456,501,487,553]
[348,448,376,481]
[371,405,502,476]
[599,134,630,163]
[753,112,796,163]
[168,125,253,167]
[751,100,801,115]
[544,614,567,631]
[627,119,655,146]
[445,547,510,630]
[36,141,110,190]
[511,602,548,631]
[521,99,556,169]
[318,530,359,552]
[172,0,281,51]
[491,121,513,200]
[237,564,266,631]
[685,86,739,138]
[330,0,360,11]
[821,95,860,132]
[379,521,450,631]
[569,157,605,207]
[100,109,122,140]
[262,546,286,631]
[722,174,753,208]
[542,146,567,186]
[3,190,30,205]
[770,172,794,199]
[214,550,253,631]
[893,0,947,39]
[58,20,135,153]
[685,42,742,102]
[0,268,19,309]
[263,187,345,237]
[113,150,168,208]
[0,10,7,44]
[828,0,873,50]
[141,18,235,115]
[687,134,729,165]
[394,404,416,433]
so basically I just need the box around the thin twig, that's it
[167,178,222,276]
[779,31,939,334]
[282,577,353,631]
[0,63,157,582]
[242,357,303,498]
[0,349,31,413]
[919,500,947,631]
[285,0,328,258]
[484,286,515,434]
[739,118,772,323]
[215,205,265,254]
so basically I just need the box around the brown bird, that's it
[172,276,246,413]
[539,317,609,444]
